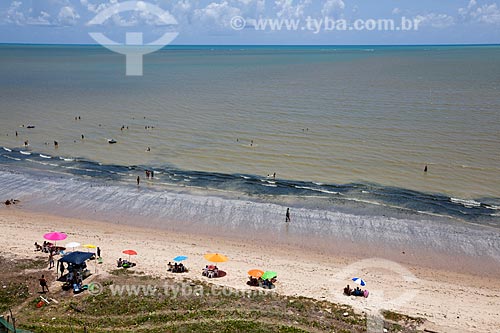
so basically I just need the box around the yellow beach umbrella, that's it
[83,244,96,252]
[204,253,228,263]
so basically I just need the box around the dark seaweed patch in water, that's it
[1,147,498,226]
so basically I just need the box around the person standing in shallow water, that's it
[285,208,291,222]
[137,176,140,185]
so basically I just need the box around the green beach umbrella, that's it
[261,271,277,281]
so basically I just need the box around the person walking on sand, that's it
[39,274,49,293]
[48,252,54,269]
[97,247,101,258]
[285,208,291,222]
[137,176,140,185]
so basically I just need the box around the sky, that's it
[0,0,499,45]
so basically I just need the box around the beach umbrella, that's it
[173,256,188,262]
[43,232,67,247]
[43,232,67,241]
[65,242,80,251]
[352,277,366,286]
[248,269,264,278]
[123,249,137,262]
[82,244,97,252]
[204,253,228,263]
[261,271,277,281]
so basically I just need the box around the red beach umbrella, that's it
[122,249,137,262]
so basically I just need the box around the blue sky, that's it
[0,0,499,45]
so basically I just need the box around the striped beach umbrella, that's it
[352,277,366,286]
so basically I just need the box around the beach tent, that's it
[57,251,94,280]
[58,251,94,265]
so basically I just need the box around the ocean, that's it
[0,44,499,261]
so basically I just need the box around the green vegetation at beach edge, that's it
[2,257,424,332]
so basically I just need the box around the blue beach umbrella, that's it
[352,277,366,286]
[173,256,188,262]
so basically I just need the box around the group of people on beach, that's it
[117,258,135,268]
[145,170,154,179]
[247,276,277,289]
[343,284,368,298]
[168,262,187,273]
[202,265,220,278]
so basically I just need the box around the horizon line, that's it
[0,42,499,47]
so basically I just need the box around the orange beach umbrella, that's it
[204,253,228,263]
[248,269,264,278]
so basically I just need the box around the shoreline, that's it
[1,207,499,332]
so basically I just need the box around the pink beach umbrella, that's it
[43,232,67,241]
[43,232,67,248]
[43,232,67,245]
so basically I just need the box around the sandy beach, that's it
[1,207,499,333]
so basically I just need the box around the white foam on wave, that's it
[316,189,340,195]
[20,151,31,155]
[59,157,75,161]
[3,155,20,161]
[262,183,277,187]
[450,198,481,208]
[2,147,12,152]
[295,185,314,190]
[40,154,51,159]
[294,185,339,195]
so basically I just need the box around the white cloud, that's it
[274,0,312,19]
[194,1,242,29]
[80,0,112,14]
[392,8,401,15]
[4,1,26,25]
[26,11,52,26]
[415,13,455,29]
[58,6,80,26]
[321,0,345,17]
[459,0,500,24]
